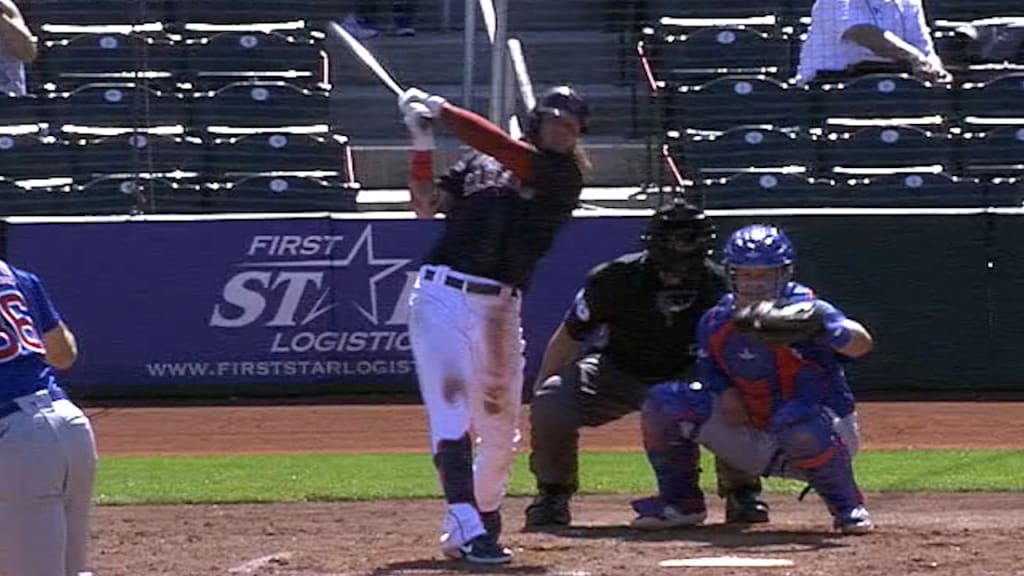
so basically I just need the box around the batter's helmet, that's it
[642,201,716,276]
[527,86,589,137]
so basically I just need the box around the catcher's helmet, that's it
[722,224,795,301]
[527,86,589,137]
[642,201,716,276]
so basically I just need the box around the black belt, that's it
[423,269,519,298]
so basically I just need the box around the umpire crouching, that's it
[525,202,770,528]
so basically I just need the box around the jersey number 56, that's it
[0,290,45,363]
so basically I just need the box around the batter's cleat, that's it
[725,491,771,524]
[481,509,502,539]
[524,493,571,528]
[443,534,514,564]
[834,505,874,535]
[631,504,708,531]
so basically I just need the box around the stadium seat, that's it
[844,172,984,207]
[53,83,187,130]
[0,135,72,181]
[983,178,1024,206]
[208,175,357,212]
[960,73,1024,120]
[0,95,42,128]
[670,76,806,131]
[0,179,52,215]
[700,172,837,208]
[962,126,1024,175]
[647,0,786,19]
[169,0,312,25]
[41,33,179,91]
[653,27,791,86]
[185,31,325,89]
[821,126,953,172]
[71,175,208,215]
[677,126,814,174]
[72,132,203,180]
[207,132,349,177]
[813,74,954,125]
[24,0,167,27]
[192,80,330,130]
[928,0,1024,20]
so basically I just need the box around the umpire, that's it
[524,202,770,528]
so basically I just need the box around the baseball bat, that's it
[328,21,404,96]
[506,38,536,111]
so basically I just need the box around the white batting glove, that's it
[398,87,429,115]
[403,102,435,151]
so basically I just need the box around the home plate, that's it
[660,556,795,568]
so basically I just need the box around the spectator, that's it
[341,1,418,39]
[795,0,952,85]
[0,0,36,96]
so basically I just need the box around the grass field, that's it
[94,449,1024,505]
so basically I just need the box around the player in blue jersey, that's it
[0,259,97,576]
[635,224,875,534]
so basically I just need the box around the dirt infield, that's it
[87,402,1024,575]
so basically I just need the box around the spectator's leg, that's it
[393,0,416,36]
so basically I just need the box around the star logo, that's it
[238,225,412,326]
[739,347,757,361]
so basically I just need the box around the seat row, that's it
[35,30,327,92]
[683,171,1024,209]
[23,0,323,28]
[669,124,1024,177]
[650,74,1024,132]
[1,81,331,132]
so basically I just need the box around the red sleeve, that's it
[439,102,535,182]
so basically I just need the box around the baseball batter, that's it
[398,86,588,564]
[0,259,98,576]
[636,224,875,534]
[525,202,770,529]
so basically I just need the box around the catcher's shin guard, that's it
[772,405,864,520]
[641,383,707,512]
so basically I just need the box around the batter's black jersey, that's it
[427,149,583,290]
[563,252,726,383]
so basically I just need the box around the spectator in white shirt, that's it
[795,0,952,85]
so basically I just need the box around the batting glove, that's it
[398,87,429,115]
[403,102,435,151]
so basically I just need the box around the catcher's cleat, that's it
[524,492,571,528]
[834,505,874,535]
[442,534,513,564]
[631,504,707,531]
[725,491,771,524]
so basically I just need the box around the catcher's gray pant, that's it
[528,353,760,495]
[0,390,97,576]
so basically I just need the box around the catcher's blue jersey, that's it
[0,260,61,403]
[697,282,856,427]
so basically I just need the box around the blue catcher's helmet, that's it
[722,224,795,302]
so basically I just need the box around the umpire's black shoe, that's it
[524,492,572,528]
[725,491,770,524]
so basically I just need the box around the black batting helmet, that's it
[527,86,589,137]
[642,200,717,276]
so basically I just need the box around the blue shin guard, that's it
[639,382,711,511]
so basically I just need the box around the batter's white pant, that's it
[0,389,97,576]
[409,265,525,517]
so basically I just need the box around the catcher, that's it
[633,223,876,534]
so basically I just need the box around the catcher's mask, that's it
[527,86,589,141]
[722,224,794,303]
[642,201,716,279]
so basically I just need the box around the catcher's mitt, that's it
[732,300,827,346]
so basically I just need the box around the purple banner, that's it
[7,215,646,396]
